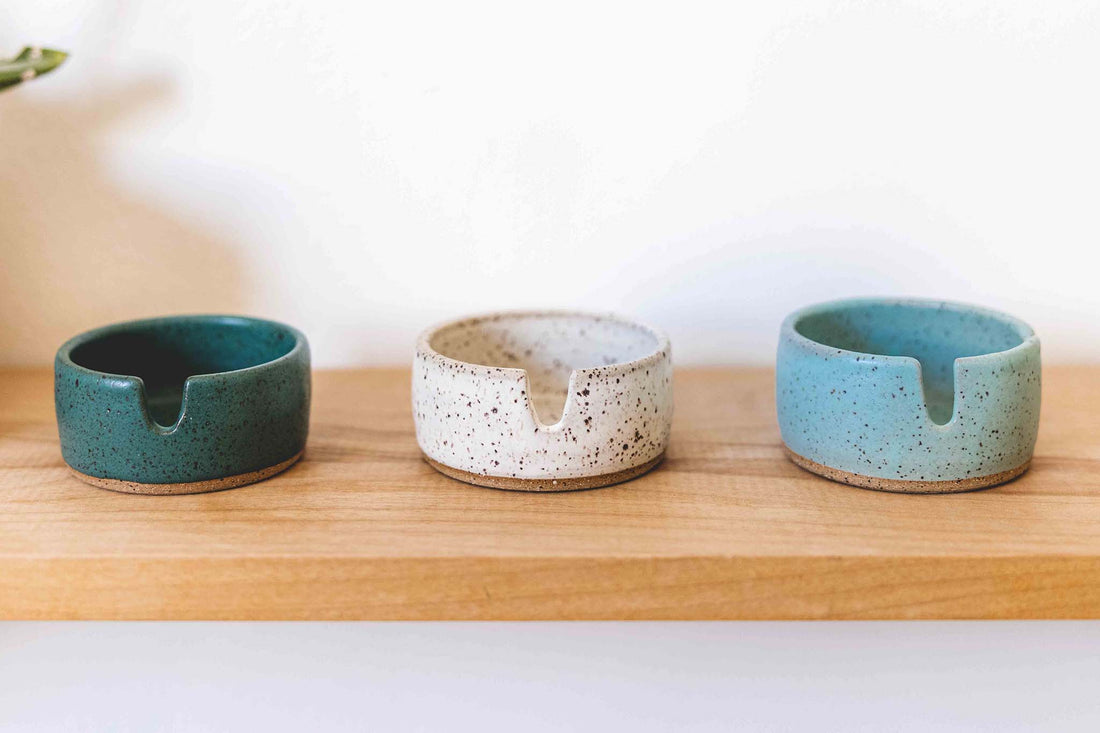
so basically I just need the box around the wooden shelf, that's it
[2,366,1099,620]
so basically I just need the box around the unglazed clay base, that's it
[70,451,303,495]
[424,453,664,492]
[785,447,1030,494]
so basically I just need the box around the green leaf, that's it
[0,47,68,92]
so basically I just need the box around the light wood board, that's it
[1,366,1099,620]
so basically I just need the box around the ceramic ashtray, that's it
[413,311,673,491]
[776,298,1040,493]
[55,315,311,495]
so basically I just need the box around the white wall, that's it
[2,1,1098,367]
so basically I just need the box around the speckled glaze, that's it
[413,311,672,491]
[55,315,310,494]
[777,298,1040,493]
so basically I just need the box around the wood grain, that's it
[1,366,1099,619]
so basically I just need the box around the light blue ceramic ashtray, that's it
[776,298,1040,493]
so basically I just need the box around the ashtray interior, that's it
[429,313,660,425]
[794,301,1031,424]
[69,318,296,428]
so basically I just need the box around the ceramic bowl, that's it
[55,315,311,494]
[776,298,1040,493]
[413,311,672,491]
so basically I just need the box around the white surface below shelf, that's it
[1,622,1097,732]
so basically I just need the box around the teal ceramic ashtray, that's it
[55,315,310,494]
[777,298,1040,493]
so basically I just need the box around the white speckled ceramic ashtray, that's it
[413,311,673,491]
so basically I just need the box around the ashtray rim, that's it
[780,296,1039,368]
[58,313,308,384]
[58,314,308,433]
[416,309,671,387]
